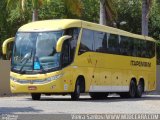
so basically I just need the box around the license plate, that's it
[28,86,37,90]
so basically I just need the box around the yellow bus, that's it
[3,19,156,100]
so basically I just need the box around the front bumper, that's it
[10,72,73,93]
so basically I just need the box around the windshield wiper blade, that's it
[19,50,33,74]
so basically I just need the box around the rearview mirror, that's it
[56,35,72,52]
[2,37,14,60]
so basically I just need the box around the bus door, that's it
[60,28,80,91]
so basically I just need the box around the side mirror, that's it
[56,35,72,52]
[2,37,14,60]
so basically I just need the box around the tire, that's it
[89,92,108,100]
[128,80,137,98]
[31,93,41,100]
[71,80,81,100]
[136,81,144,98]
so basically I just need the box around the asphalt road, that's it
[0,94,160,114]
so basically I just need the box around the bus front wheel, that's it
[31,93,41,100]
[71,80,81,100]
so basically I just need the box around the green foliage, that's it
[1,0,160,39]
[0,0,160,59]
[38,0,82,19]
[81,0,99,23]
[150,0,160,40]
[114,0,142,34]
[105,0,118,22]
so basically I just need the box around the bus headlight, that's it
[10,76,18,82]
[45,74,63,82]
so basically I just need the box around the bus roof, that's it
[18,19,82,32]
[18,19,155,42]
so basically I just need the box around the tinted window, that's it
[94,31,107,53]
[120,36,155,58]
[108,34,120,54]
[135,39,142,57]
[62,28,80,67]
[78,29,155,58]
[79,29,94,54]
[133,40,155,58]
[157,43,160,65]
[65,28,80,62]
[62,40,70,67]
[120,36,130,55]
[146,41,155,58]
[139,40,146,57]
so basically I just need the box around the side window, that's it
[108,34,119,54]
[94,31,107,53]
[120,36,129,55]
[132,39,139,57]
[137,40,142,57]
[157,43,160,64]
[140,40,146,57]
[146,41,155,58]
[119,36,134,56]
[79,29,94,55]
[128,37,134,56]
[151,42,155,58]
[65,28,80,62]
[62,28,80,67]
[61,40,70,67]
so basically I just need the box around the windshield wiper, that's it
[19,50,33,74]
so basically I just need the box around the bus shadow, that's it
[0,107,42,114]
[25,95,160,102]
[86,96,160,103]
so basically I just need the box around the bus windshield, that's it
[12,31,63,73]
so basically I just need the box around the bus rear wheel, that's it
[128,80,137,98]
[31,93,41,100]
[71,80,81,100]
[89,92,108,100]
[136,80,144,98]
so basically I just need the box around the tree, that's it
[81,0,99,23]
[99,0,117,26]
[63,0,82,17]
[141,0,153,36]
[7,0,82,21]
[115,0,142,33]
[150,0,160,39]
[31,0,43,21]
[7,0,44,21]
